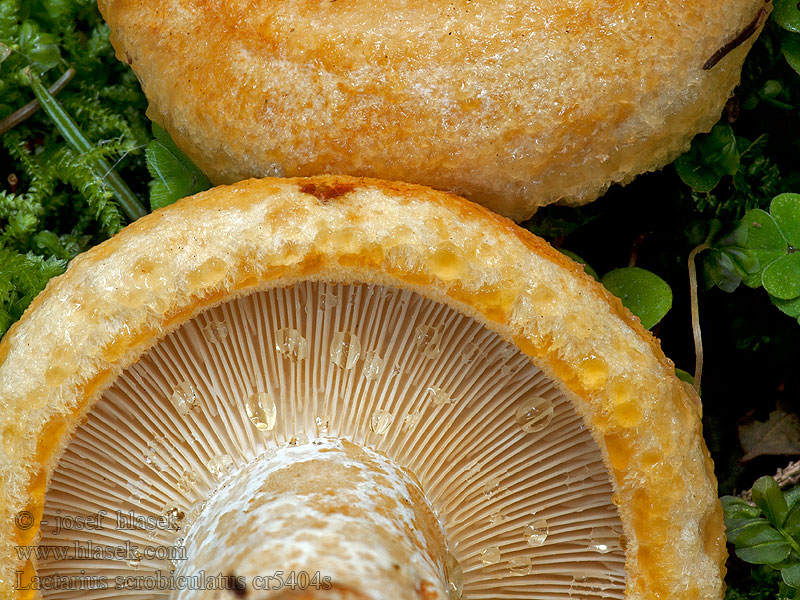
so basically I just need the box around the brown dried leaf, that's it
[739,408,800,462]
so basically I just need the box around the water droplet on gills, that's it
[515,395,554,433]
[127,478,154,501]
[202,320,229,345]
[489,511,508,525]
[184,500,206,525]
[466,460,481,480]
[207,454,234,479]
[480,546,501,565]
[331,331,361,369]
[170,381,199,416]
[260,447,278,461]
[588,525,622,554]
[175,469,200,494]
[415,324,443,359]
[569,576,607,595]
[308,290,339,314]
[461,340,484,365]
[524,518,549,547]
[482,477,504,499]
[497,346,516,363]
[446,553,464,599]
[245,392,277,431]
[508,557,532,575]
[427,386,454,406]
[144,437,172,471]
[288,433,309,446]
[500,360,521,378]
[403,410,422,430]
[371,409,393,435]
[127,551,143,569]
[275,328,308,361]
[362,350,385,380]
[315,415,330,431]
[319,291,338,311]
[565,464,608,491]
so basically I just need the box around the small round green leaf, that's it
[772,194,800,249]
[723,495,763,520]
[782,32,800,75]
[774,0,800,33]
[40,0,75,21]
[146,123,212,210]
[18,20,61,73]
[743,268,767,289]
[703,249,744,292]
[753,476,790,526]
[674,152,721,192]
[762,253,800,300]
[761,80,783,99]
[744,208,788,282]
[701,123,741,176]
[786,486,800,510]
[745,208,787,251]
[783,563,800,588]
[772,294,800,318]
[601,267,672,329]
[0,42,11,65]
[784,503,800,539]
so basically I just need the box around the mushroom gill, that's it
[37,281,625,599]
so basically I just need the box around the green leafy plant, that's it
[702,194,800,323]
[675,123,741,193]
[725,566,784,600]
[0,248,65,335]
[146,123,211,210]
[723,477,800,597]
[676,129,782,222]
[740,194,800,320]
[0,0,206,337]
[701,220,757,292]
[774,0,800,76]
[24,66,146,221]
[600,267,673,329]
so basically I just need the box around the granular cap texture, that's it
[99,0,766,220]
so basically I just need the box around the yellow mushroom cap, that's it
[98,0,767,220]
[0,176,724,598]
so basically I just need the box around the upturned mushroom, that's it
[0,177,724,599]
[98,0,768,220]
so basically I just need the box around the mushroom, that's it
[0,176,724,599]
[98,0,768,221]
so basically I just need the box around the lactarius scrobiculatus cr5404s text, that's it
[0,177,723,599]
